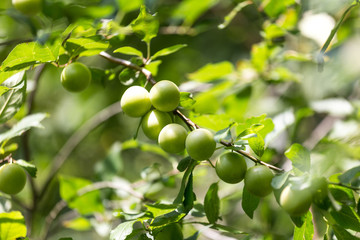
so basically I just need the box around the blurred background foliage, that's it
[0,0,360,239]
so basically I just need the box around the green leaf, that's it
[293,211,314,240]
[172,0,218,27]
[114,47,143,58]
[0,86,9,96]
[329,185,356,207]
[271,171,290,189]
[131,5,159,44]
[117,0,143,13]
[149,205,186,228]
[331,206,360,232]
[242,187,260,219]
[110,220,137,240]
[214,124,234,143]
[262,0,296,18]
[146,203,178,218]
[0,113,47,144]
[0,71,26,123]
[190,113,233,131]
[59,176,104,215]
[0,211,26,240]
[218,1,253,29]
[63,217,91,231]
[179,92,196,110]
[151,44,187,60]
[177,156,192,172]
[183,173,195,212]
[1,42,57,71]
[15,160,37,178]
[236,114,274,139]
[332,224,360,240]
[145,60,162,76]
[248,132,265,157]
[65,38,109,57]
[285,143,310,174]
[338,166,360,186]
[204,183,220,224]
[173,160,197,204]
[185,231,199,240]
[188,61,233,82]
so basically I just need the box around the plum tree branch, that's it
[38,102,122,202]
[100,52,285,173]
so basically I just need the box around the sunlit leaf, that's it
[204,183,220,223]
[15,160,37,178]
[188,61,233,82]
[151,44,187,60]
[0,211,26,240]
[131,5,159,44]
[285,143,310,174]
[114,46,143,58]
[293,211,314,240]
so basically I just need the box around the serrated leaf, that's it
[331,206,360,232]
[218,1,252,29]
[293,211,314,240]
[117,0,143,13]
[179,92,196,109]
[271,171,290,189]
[0,211,26,240]
[114,47,143,58]
[242,187,260,219]
[0,113,47,144]
[149,205,186,228]
[0,71,26,123]
[214,125,233,143]
[338,166,360,186]
[145,60,162,76]
[59,176,104,215]
[332,224,360,240]
[183,173,195,212]
[248,132,265,157]
[188,61,233,82]
[204,183,220,224]
[110,220,137,240]
[15,160,37,178]
[1,42,57,71]
[131,5,159,44]
[177,156,192,172]
[285,143,310,174]
[151,44,187,60]
[145,203,178,218]
[65,38,109,57]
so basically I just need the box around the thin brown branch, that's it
[99,51,156,85]
[38,102,122,201]
[174,109,199,130]
[220,140,284,172]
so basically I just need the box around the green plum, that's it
[61,62,91,92]
[215,152,247,184]
[142,110,172,140]
[185,128,216,160]
[120,86,152,118]
[150,80,180,112]
[158,123,187,153]
[0,163,27,195]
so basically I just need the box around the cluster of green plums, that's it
[215,152,329,216]
[0,163,27,195]
[120,80,216,160]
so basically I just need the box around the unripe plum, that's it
[158,123,187,153]
[185,128,216,160]
[0,163,27,195]
[120,86,152,118]
[244,165,274,197]
[150,80,180,112]
[215,152,247,184]
[142,110,172,140]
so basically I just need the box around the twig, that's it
[220,140,284,172]
[38,102,122,201]
[99,51,156,85]
[329,182,360,192]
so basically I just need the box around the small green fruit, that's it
[158,123,187,153]
[280,184,312,216]
[120,86,152,118]
[0,163,27,195]
[150,80,180,112]
[12,0,42,16]
[61,62,91,92]
[215,152,247,184]
[185,128,216,160]
[142,110,172,140]
[155,223,183,240]
[244,165,274,197]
